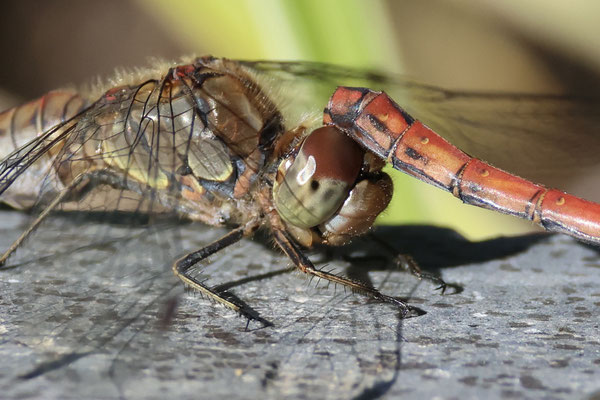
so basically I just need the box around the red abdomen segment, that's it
[0,91,86,209]
[0,90,85,158]
[324,87,600,245]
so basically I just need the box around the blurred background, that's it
[1,0,599,241]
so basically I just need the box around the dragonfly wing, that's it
[0,82,176,215]
[0,119,78,208]
[406,89,600,192]
[243,60,600,198]
[241,60,404,129]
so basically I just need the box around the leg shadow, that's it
[313,225,553,292]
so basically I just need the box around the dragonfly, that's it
[1,56,600,320]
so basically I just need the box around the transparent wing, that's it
[0,86,179,220]
[242,60,600,195]
[0,60,286,223]
[0,115,82,195]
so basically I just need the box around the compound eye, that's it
[319,173,393,245]
[273,126,364,228]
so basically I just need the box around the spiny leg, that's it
[394,253,448,293]
[367,233,454,293]
[272,229,424,318]
[172,223,266,322]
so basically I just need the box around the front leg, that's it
[0,169,130,265]
[172,222,269,324]
[272,228,424,318]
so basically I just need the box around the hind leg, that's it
[0,170,132,265]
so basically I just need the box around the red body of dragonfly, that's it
[325,87,600,245]
[0,56,599,319]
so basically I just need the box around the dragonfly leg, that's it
[393,254,448,293]
[172,223,265,322]
[0,191,70,265]
[366,233,456,293]
[272,229,424,318]
[0,170,143,266]
[1,172,98,265]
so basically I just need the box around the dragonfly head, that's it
[272,126,392,246]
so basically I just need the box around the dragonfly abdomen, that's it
[0,91,86,156]
[326,86,600,246]
[0,91,86,209]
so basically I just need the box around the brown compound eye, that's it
[273,126,364,228]
[319,173,393,246]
